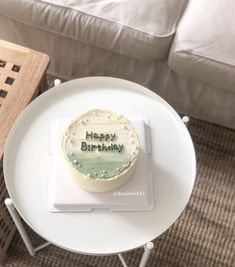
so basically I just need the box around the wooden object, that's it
[0,40,49,263]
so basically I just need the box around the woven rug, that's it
[3,107,235,266]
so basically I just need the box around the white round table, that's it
[4,77,196,258]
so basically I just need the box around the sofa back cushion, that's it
[169,0,235,92]
[0,0,187,61]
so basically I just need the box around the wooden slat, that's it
[0,39,29,64]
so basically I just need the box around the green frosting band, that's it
[67,152,133,179]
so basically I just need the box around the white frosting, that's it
[62,109,139,192]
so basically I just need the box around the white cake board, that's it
[48,117,154,212]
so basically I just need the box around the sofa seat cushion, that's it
[169,0,235,92]
[0,0,186,61]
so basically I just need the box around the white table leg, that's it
[118,241,154,267]
[5,198,50,256]
[139,242,154,267]
[118,253,128,267]
[5,198,35,256]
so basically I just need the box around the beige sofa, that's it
[0,0,234,129]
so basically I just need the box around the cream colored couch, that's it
[0,0,234,129]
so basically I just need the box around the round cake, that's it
[61,109,139,192]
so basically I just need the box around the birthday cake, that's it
[61,109,139,192]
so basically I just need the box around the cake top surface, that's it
[62,109,139,179]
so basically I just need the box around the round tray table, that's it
[4,77,196,266]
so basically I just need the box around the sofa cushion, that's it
[0,0,187,61]
[169,0,235,92]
